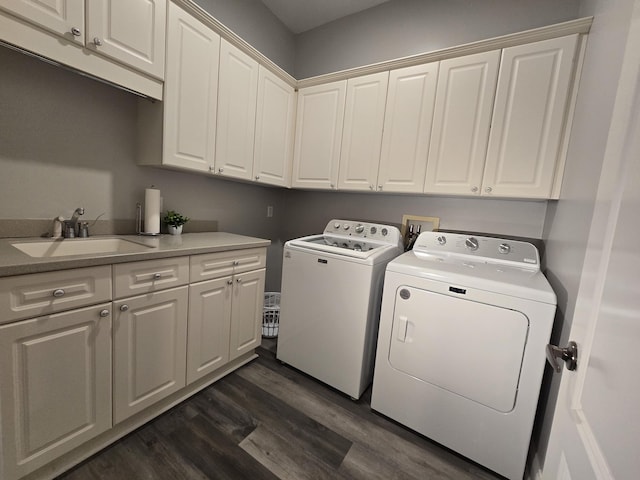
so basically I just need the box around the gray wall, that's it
[294,0,581,78]
[534,0,636,468]
[192,0,296,75]
[0,46,287,291]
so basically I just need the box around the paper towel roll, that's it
[144,187,161,234]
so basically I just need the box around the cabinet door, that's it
[292,80,347,189]
[0,0,84,45]
[0,303,112,480]
[253,66,296,187]
[425,50,500,195]
[378,62,439,193]
[215,39,259,180]
[229,269,265,361]
[162,2,220,173]
[113,286,188,424]
[187,277,232,384]
[483,34,578,198]
[338,71,389,191]
[86,0,166,79]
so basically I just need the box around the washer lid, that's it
[388,233,556,304]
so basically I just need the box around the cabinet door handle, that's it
[70,27,81,37]
[99,309,110,318]
[120,304,129,312]
[52,289,65,298]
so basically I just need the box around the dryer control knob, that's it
[436,235,446,245]
[465,237,479,251]
[498,243,511,254]
[333,222,340,229]
[343,224,350,230]
[355,224,365,234]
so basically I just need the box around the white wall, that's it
[534,0,635,469]
[0,46,286,290]
[294,0,581,78]
[192,0,295,74]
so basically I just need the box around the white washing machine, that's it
[371,231,556,480]
[277,219,403,399]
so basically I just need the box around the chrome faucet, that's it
[63,207,85,238]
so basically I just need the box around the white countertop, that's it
[0,232,271,277]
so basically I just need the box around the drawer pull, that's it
[233,260,240,266]
[236,278,242,283]
[120,304,129,312]
[153,273,162,280]
[52,289,65,298]
[99,309,110,318]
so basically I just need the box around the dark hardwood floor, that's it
[57,339,502,480]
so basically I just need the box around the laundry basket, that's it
[262,292,280,338]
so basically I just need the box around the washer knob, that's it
[498,243,511,254]
[381,228,388,236]
[370,226,377,235]
[436,235,446,245]
[333,222,340,229]
[465,237,479,251]
[343,224,350,230]
[355,224,365,234]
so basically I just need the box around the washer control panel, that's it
[413,231,540,268]
[325,219,401,246]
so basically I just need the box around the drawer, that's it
[190,248,267,283]
[0,266,112,324]
[113,256,189,299]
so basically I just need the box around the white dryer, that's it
[371,231,556,480]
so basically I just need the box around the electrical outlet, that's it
[401,214,440,249]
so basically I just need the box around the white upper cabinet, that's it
[377,62,439,193]
[292,80,347,189]
[85,0,166,79]
[253,66,296,187]
[424,50,501,195]
[0,0,85,43]
[161,2,220,173]
[1,0,166,79]
[215,39,260,181]
[483,35,579,198]
[338,72,389,191]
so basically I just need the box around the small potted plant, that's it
[163,210,190,235]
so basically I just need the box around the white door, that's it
[215,39,259,180]
[292,80,347,189]
[163,2,220,173]
[86,0,166,79]
[483,35,578,198]
[543,7,640,478]
[186,277,232,384]
[377,62,439,193]
[229,269,265,361]
[253,66,296,187]
[0,0,84,44]
[338,71,389,191]
[424,50,500,196]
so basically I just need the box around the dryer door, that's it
[389,286,529,413]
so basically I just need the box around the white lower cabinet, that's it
[0,303,112,480]
[187,249,267,383]
[112,286,189,424]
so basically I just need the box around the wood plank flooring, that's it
[57,340,502,480]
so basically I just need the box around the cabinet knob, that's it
[99,309,110,318]
[52,289,65,298]
[378,185,383,191]
[471,186,479,193]
[485,186,493,194]
[227,279,233,285]
[218,167,224,173]
[93,37,102,47]
[236,278,242,283]
[233,260,240,266]
[209,165,214,172]
[330,184,335,189]
[70,27,81,37]
[255,175,260,180]
[369,185,374,190]
[153,273,161,280]
[120,304,129,312]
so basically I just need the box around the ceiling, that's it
[260,0,392,34]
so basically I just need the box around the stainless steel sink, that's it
[12,238,154,258]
